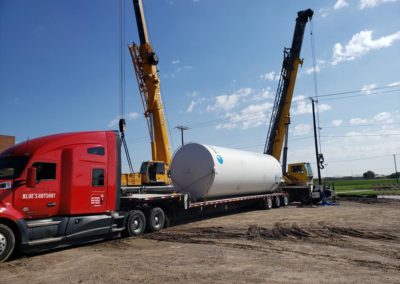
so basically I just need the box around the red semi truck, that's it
[0,131,288,262]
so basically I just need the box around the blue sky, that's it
[1,0,399,177]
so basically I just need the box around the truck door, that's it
[90,167,107,211]
[14,161,60,218]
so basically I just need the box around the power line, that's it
[321,133,400,138]
[320,122,400,129]
[328,153,400,164]
[315,88,400,101]
[315,85,400,98]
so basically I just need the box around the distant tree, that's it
[387,172,400,179]
[363,170,376,179]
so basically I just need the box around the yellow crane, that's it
[264,9,318,202]
[121,0,172,186]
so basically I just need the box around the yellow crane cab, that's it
[286,162,313,185]
[139,161,170,185]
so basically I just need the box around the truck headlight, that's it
[0,181,12,190]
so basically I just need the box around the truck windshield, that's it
[305,163,313,177]
[0,156,29,179]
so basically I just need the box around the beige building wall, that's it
[0,135,16,153]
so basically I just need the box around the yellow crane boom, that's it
[264,9,314,187]
[122,0,172,186]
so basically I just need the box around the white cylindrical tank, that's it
[170,143,282,201]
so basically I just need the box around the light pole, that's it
[394,154,399,184]
[175,125,189,146]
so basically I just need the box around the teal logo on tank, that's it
[216,155,224,165]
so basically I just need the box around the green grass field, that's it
[331,178,398,191]
[324,178,400,197]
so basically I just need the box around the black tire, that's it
[273,196,281,208]
[0,224,15,263]
[147,207,165,232]
[125,210,146,236]
[300,195,312,205]
[281,195,289,206]
[260,198,273,210]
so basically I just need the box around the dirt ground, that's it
[1,198,399,284]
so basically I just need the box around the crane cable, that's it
[309,19,325,170]
[118,0,134,173]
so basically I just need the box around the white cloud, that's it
[304,60,326,74]
[186,98,205,113]
[332,120,343,127]
[359,0,399,9]
[332,30,400,65]
[319,1,348,18]
[305,65,321,74]
[293,95,307,102]
[186,101,196,113]
[319,7,330,18]
[334,0,349,9]
[348,111,395,126]
[127,112,140,120]
[388,81,400,87]
[292,124,311,136]
[251,88,273,101]
[207,88,253,112]
[260,71,280,82]
[350,118,369,125]
[289,111,400,176]
[163,63,192,79]
[108,112,140,128]
[361,83,377,94]
[108,119,119,128]
[373,112,394,123]
[292,96,331,115]
[216,102,273,130]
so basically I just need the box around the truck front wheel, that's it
[125,210,146,236]
[0,224,15,262]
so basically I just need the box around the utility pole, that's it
[311,98,322,185]
[394,154,399,184]
[175,125,189,146]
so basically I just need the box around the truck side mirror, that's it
[26,167,37,188]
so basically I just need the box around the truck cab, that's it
[286,162,313,185]
[0,131,124,262]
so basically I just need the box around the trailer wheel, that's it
[273,196,281,208]
[281,195,289,206]
[147,207,165,232]
[125,210,146,236]
[260,198,273,210]
[0,224,15,262]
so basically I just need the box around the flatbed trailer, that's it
[120,187,289,229]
